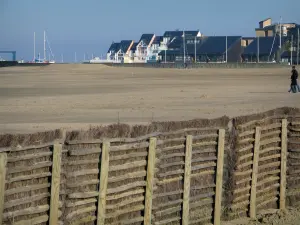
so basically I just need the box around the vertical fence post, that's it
[182,135,193,225]
[49,143,62,225]
[97,141,110,225]
[0,153,7,225]
[280,119,288,211]
[250,127,261,219]
[214,129,225,225]
[144,138,157,225]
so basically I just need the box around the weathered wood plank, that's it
[144,138,157,225]
[97,141,110,225]
[183,135,193,225]
[280,119,288,211]
[250,127,261,219]
[214,129,225,225]
[49,143,62,225]
[0,153,7,225]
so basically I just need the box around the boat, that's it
[31,31,56,64]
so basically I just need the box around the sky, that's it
[0,0,299,62]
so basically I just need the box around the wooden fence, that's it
[0,114,299,224]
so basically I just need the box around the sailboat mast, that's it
[183,31,186,64]
[194,36,197,63]
[291,35,293,65]
[34,32,36,61]
[279,17,282,49]
[257,36,260,63]
[297,28,299,65]
[226,36,228,63]
[44,31,46,61]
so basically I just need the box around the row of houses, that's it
[106,18,300,64]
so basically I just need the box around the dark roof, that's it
[158,50,181,56]
[118,40,133,53]
[194,36,241,55]
[130,43,138,52]
[138,34,154,46]
[168,36,183,49]
[153,36,163,44]
[168,36,202,50]
[160,36,241,55]
[107,42,120,53]
[163,30,199,38]
[243,36,288,55]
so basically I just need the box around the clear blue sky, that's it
[0,0,299,62]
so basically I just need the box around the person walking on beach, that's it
[289,66,299,93]
[293,66,300,92]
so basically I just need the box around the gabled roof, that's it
[130,43,138,52]
[138,34,155,46]
[161,36,241,55]
[153,36,163,44]
[168,36,183,49]
[195,36,241,54]
[107,42,120,53]
[118,40,133,53]
[243,36,288,55]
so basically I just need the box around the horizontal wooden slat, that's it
[192,162,216,171]
[66,198,97,208]
[237,144,254,153]
[106,188,144,201]
[238,138,255,145]
[153,199,183,210]
[7,161,52,174]
[105,204,144,218]
[3,205,49,220]
[259,147,281,155]
[12,215,49,225]
[238,130,255,138]
[237,153,253,162]
[6,172,52,183]
[68,169,99,177]
[157,144,185,152]
[0,142,55,153]
[158,169,184,178]
[108,171,146,183]
[257,197,278,209]
[69,148,101,156]
[110,142,149,151]
[67,179,99,188]
[191,156,217,163]
[259,154,281,162]
[155,206,181,217]
[109,160,146,172]
[159,161,184,169]
[5,193,50,209]
[8,152,52,162]
[68,192,99,199]
[154,216,181,225]
[261,130,281,139]
[107,181,146,194]
[192,141,218,148]
[106,196,144,210]
[5,183,50,196]
[110,152,148,161]
[66,206,97,220]
[67,159,99,165]
[260,137,281,146]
